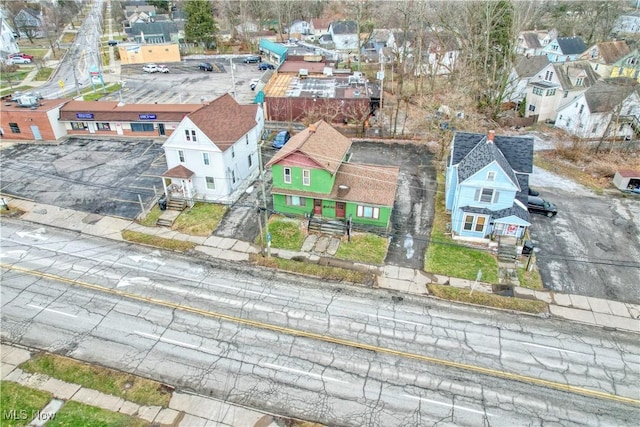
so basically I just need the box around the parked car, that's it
[244,55,261,63]
[258,63,275,70]
[108,40,118,46]
[9,56,32,64]
[8,52,34,60]
[199,62,213,71]
[272,130,291,149]
[143,64,158,73]
[527,195,557,217]
[157,64,170,73]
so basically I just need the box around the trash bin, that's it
[522,240,534,256]
[158,197,167,211]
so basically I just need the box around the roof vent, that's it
[338,185,349,190]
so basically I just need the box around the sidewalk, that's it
[3,196,639,336]
[1,344,279,427]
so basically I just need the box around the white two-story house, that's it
[161,94,264,205]
[555,78,640,140]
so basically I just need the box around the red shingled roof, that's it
[187,94,258,151]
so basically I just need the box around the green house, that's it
[265,120,399,229]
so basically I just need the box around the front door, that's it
[313,199,322,215]
[335,202,345,218]
[158,123,165,136]
[30,125,42,140]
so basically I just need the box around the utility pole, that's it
[378,49,384,137]
[256,141,270,257]
[71,47,81,97]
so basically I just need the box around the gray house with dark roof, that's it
[445,130,533,241]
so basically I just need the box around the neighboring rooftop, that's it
[264,73,369,100]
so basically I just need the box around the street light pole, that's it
[257,141,270,257]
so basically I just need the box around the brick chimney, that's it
[488,130,495,142]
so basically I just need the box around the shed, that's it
[612,169,640,191]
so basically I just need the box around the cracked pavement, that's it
[1,220,639,426]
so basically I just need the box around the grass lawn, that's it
[0,381,52,427]
[256,216,306,250]
[172,202,228,236]
[137,205,162,227]
[424,175,499,284]
[0,85,32,96]
[49,401,148,427]
[121,230,196,252]
[334,233,388,264]
[34,67,53,81]
[428,284,549,314]
[426,241,499,283]
[16,48,48,60]
[60,32,76,44]
[19,353,171,407]
[517,263,544,290]
[253,255,368,283]
[82,83,122,101]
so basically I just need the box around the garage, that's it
[612,169,640,193]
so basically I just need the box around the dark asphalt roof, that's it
[556,36,587,55]
[330,20,357,34]
[521,32,542,49]
[457,138,519,186]
[584,78,640,113]
[554,61,599,91]
[451,132,534,175]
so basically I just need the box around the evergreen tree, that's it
[185,0,218,49]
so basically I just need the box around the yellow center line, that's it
[3,263,638,406]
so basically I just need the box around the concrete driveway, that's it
[0,137,165,219]
[529,167,640,304]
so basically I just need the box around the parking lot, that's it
[0,138,165,219]
[529,169,640,304]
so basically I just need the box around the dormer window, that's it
[576,77,583,86]
[185,129,197,142]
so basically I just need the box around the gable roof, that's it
[187,94,258,150]
[451,132,534,180]
[514,55,551,78]
[554,61,600,90]
[330,20,357,35]
[592,41,631,64]
[311,18,331,31]
[266,120,351,175]
[457,137,519,186]
[556,36,587,55]
[163,164,194,179]
[520,32,542,49]
[583,78,640,113]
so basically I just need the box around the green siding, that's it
[272,194,312,216]
[271,164,335,193]
[272,193,392,228]
[345,203,392,228]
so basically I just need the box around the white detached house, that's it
[161,94,263,205]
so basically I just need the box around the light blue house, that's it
[541,36,587,63]
[445,131,533,241]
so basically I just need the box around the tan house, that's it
[580,41,631,78]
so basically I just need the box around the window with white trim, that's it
[185,129,197,142]
[285,195,306,206]
[203,152,210,165]
[532,87,543,96]
[486,171,496,181]
[178,150,185,162]
[546,88,556,96]
[248,154,253,168]
[545,70,554,81]
[356,205,380,219]
[206,177,215,189]
[528,104,536,112]
[302,169,310,186]
[463,214,487,233]
[475,188,499,204]
[284,167,291,184]
[96,123,110,130]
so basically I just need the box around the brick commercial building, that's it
[0,97,68,141]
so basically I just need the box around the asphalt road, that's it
[1,221,638,426]
[529,168,640,304]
